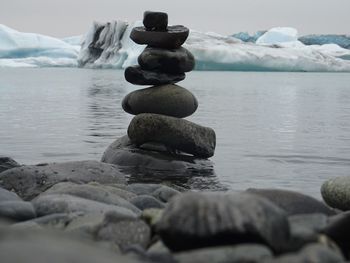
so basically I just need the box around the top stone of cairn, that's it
[143,11,168,31]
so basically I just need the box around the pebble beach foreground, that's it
[1,11,350,263]
[1,156,350,263]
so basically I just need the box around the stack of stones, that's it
[122,11,216,159]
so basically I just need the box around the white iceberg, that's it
[0,24,79,67]
[256,27,299,45]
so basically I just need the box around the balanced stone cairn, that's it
[122,11,216,159]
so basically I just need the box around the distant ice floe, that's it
[1,23,350,72]
[0,24,79,68]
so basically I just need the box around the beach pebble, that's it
[0,160,126,200]
[32,194,137,217]
[40,182,140,214]
[131,195,165,210]
[122,84,198,118]
[247,188,335,215]
[321,176,350,211]
[156,192,290,252]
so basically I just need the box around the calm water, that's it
[1,68,350,198]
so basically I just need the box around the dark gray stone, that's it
[124,66,185,86]
[151,186,180,202]
[96,211,151,249]
[0,156,20,173]
[287,213,329,251]
[174,244,273,263]
[322,212,350,258]
[0,187,21,202]
[41,182,140,214]
[32,194,137,217]
[101,135,215,173]
[262,244,344,263]
[138,47,195,74]
[122,84,198,118]
[128,114,216,158]
[0,228,141,263]
[131,195,165,210]
[156,192,290,252]
[247,188,335,216]
[130,25,189,49]
[0,201,36,221]
[143,11,168,31]
[0,160,126,200]
[321,176,350,211]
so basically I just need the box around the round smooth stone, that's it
[321,176,350,210]
[124,66,185,86]
[127,113,216,158]
[143,11,168,31]
[138,47,195,74]
[122,84,198,118]
[130,25,189,49]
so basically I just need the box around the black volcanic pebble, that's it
[130,26,189,49]
[143,11,168,31]
[156,192,290,252]
[122,84,198,118]
[138,47,195,74]
[124,66,185,86]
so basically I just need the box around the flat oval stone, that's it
[143,11,168,31]
[127,113,216,158]
[130,25,189,49]
[122,84,198,118]
[124,66,185,86]
[138,47,195,74]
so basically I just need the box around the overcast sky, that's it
[1,0,350,37]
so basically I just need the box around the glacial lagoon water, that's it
[1,68,350,198]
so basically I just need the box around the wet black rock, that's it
[101,135,215,172]
[125,66,185,86]
[32,194,137,217]
[128,113,216,158]
[122,84,198,118]
[247,188,335,216]
[131,195,165,210]
[0,160,126,200]
[143,11,168,31]
[40,182,140,214]
[0,156,20,173]
[156,192,290,252]
[138,47,195,74]
[0,201,36,221]
[130,26,189,49]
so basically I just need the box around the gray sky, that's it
[1,0,350,37]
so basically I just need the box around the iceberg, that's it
[256,27,298,45]
[77,20,145,68]
[231,31,266,43]
[0,24,79,67]
[299,34,350,50]
[1,23,350,72]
